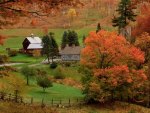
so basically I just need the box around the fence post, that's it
[77,98,78,103]
[14,90,19,103]
[21,97,23,103]
[69,98,71,106]
[51,99,53,106]
[9,94,11,101]
[41,98,45,108]
[31,97,33,104]
[60,99,62,104]
[1,92,5,100]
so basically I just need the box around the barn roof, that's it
[60,46,81,55]
[26,36,42,44]
[27,44,43,49]
[24,34,43,49]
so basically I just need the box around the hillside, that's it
[4,0,118,29]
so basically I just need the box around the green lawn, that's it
[9,53,44,63]
[0,71,84,105]
[26,83,83,104]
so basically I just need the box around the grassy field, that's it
[0,74,83,105]
[0,62,84,104]
[0,27,95,52]
[9,53,44,63]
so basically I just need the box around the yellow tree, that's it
[67,8,77,26]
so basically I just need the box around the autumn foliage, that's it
[0,0,82,28]
[132,3,150,37]
[135,32,150,63]
[81,30,146,102]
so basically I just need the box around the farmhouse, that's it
[60,45,81,61]
[22,34,42,53]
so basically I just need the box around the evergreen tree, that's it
[42,35,51,63]
[96,23,101,33]
[61,30,79,49]
[72,30,79,46]
[42,32,59,63]
[61,31,68,49]
[112,0,136,33]
[49,32,59,63]
[67,30,79,46]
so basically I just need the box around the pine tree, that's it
[96,23,101,33]
[42,32,59,63]
[112,0,136,33]
[42,35,51,63]
[72,30,79,46]
[61,30,79,48]
[61,31,68,49]
[49,32,59,63]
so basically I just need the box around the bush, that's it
[60,62,71,67]
[8,50,18,57]
[0,55,9,64]
[50,62,57,69]
[54,66,65,79]
[37,76,53,92]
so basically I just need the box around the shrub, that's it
[37,76,53,92]
[61,62,71,67]
[50,62,57,69]
[0,55,9,64]
[54,66,65,79]
[64,62,71,67]
[8,50,18,57]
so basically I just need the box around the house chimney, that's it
[31,33,34,38]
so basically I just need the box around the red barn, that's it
[22,34,42,54]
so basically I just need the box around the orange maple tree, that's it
[135,32,150,63]
[81,30,146,102]
[132,3,150,37]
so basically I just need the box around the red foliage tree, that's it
[132,3,150,37]
[135,32,150,63]
[81,30,146,102]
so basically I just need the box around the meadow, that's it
[0,27,95,52]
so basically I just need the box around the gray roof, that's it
[60,46,81,55]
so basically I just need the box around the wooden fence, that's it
[0,91,85,107]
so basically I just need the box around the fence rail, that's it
[0,91,85,107]
[1,91,149,108]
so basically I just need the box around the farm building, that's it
[60,45,81,61]
[22,34,42,54]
